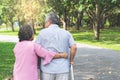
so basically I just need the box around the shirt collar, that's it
[49,24,59,29]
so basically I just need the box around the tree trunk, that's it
[93,0,100,40]
[11,21,15,32]
[76,12,80,30]
[18,17,21,29]
[6,23,8,30]
[5,18,8,30]
[76,11,83,30]
[63,8,67,30]
[30,19,36,34]
[117,13,120,27]
[60,18,66,29]
[93,21,99,40]
[67,15,71,27]
[100,14,106,29]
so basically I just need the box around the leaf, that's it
[111,0,117,3]
[78,5,84,12]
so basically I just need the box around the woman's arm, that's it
[54,52,68,59]
[34,43,68,65]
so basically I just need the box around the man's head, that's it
[45,12,60,28]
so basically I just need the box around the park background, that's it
[0,0,120,80]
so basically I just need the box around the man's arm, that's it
[70,44,77,64]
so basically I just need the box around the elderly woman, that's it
[13,24,68,80]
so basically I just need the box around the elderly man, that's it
[35,12,77,80]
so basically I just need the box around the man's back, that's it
[36,24,75,73]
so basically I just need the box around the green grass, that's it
[0,42,15,80]
[0,29,39,36]
[0,27,120,51]
[72,28,120,51]
[0,27,19,36]
[0,30,18,36]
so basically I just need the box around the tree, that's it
[0,0,16,31]
[46,0,85,30]
[84,0,120,40]
[0,0,44,33]
[16,0,41,34]
[71,0,85,30]
[46,0,120,40]
[46,0,71,29]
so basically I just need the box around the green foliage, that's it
[0,0,120,38]
[105,19,110,28]
[0,42,15,80]
[0,0,16,21]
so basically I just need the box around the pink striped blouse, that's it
[13,41,55,80]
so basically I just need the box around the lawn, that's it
[72,27,120,51]
[0,27,120,51]
[0,28,39,36]
[0,42,15,80]
[0,30,18,36]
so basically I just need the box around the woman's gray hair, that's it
[18,24,33,42]
[45,12,60,25]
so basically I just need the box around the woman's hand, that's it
[54,52,68,59]
[60,52,68,59]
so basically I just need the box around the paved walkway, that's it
[0,35,120,80]
[0,35,18,42]
[75,44,120,80]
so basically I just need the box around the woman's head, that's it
[18,24,34,42]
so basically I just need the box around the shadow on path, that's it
[74,44,120,80]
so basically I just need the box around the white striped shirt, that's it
[35,24,75,73]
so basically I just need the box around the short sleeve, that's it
[68,32,76,47]
[34,43,55,65]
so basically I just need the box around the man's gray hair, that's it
[45,12,60,25]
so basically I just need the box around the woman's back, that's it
[13,41,38,80]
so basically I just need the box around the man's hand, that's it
[70,61,74,65]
